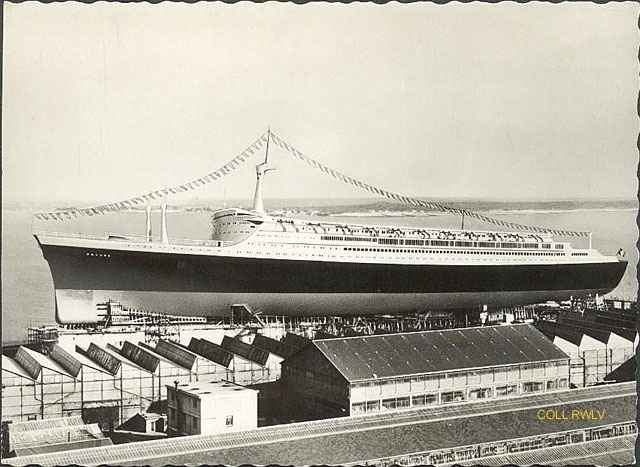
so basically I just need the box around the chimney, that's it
[161,201,169,244]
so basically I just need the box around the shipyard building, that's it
[1,330,285,428]
[281,324,571,419]
[166,381,257,436]
[534,305,636,386]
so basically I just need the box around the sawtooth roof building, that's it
[280,324,571,419]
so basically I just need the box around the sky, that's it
[2,2,638,206]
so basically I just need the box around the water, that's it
[2,206,637,344]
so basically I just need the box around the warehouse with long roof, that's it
[280,324,571,419]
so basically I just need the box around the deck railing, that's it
[32,230,232,248]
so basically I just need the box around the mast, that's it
[252,128,274,214]
[160,194,169,244]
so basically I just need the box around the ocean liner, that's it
[34,158,627,324]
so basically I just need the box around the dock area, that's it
[2,297,636,464]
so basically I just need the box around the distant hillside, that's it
[3,197,637,214]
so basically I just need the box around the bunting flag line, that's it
[34,128,591,238]
[34,132,268,221]
[269,132,590,238]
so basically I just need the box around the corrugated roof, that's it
[15,347,73,379]
[120,342,160,373]
[99,344,152,373]
[2,355,35,381]
[49,345,82,377]
[188,338,233,368]
[72,345,116,373]
[448,434,636,466]
[10,424,104,449]
[252,334,297,359]
[5,382,634,467]
[556,316,636,342]
[12,438,113,457]
[152,340,197,370]
[535,321,609,345]
[9,416,84,433]
[83,344,122,375]
[312,324,568,381]
[221,336,269,366]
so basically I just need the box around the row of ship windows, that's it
[215,231,252,235]
[215,221,247,226]
[343,247,565,256]
[86,252,111,257]
[321,235,564,249]
[246,244,568,258]
[322,235,377,242]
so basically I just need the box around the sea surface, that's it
[2,204,637,344]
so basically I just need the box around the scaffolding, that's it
[26,327,59,354]
[143,319,180,346]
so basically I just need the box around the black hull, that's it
[38,244,627,323]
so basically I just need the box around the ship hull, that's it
[37,243,627,324]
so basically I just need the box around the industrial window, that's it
[495,385,517,397]
[382,398,397,410]
[440,391,465,403]
[396,396,410,409]
[351,402,366,414]
[381,396,410,410]
[366,400,381,413]
[468,387,492,400]
[226,415,234,427]
[546,380,558,391]
[522,381,544,393]
[412,394,437,407]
